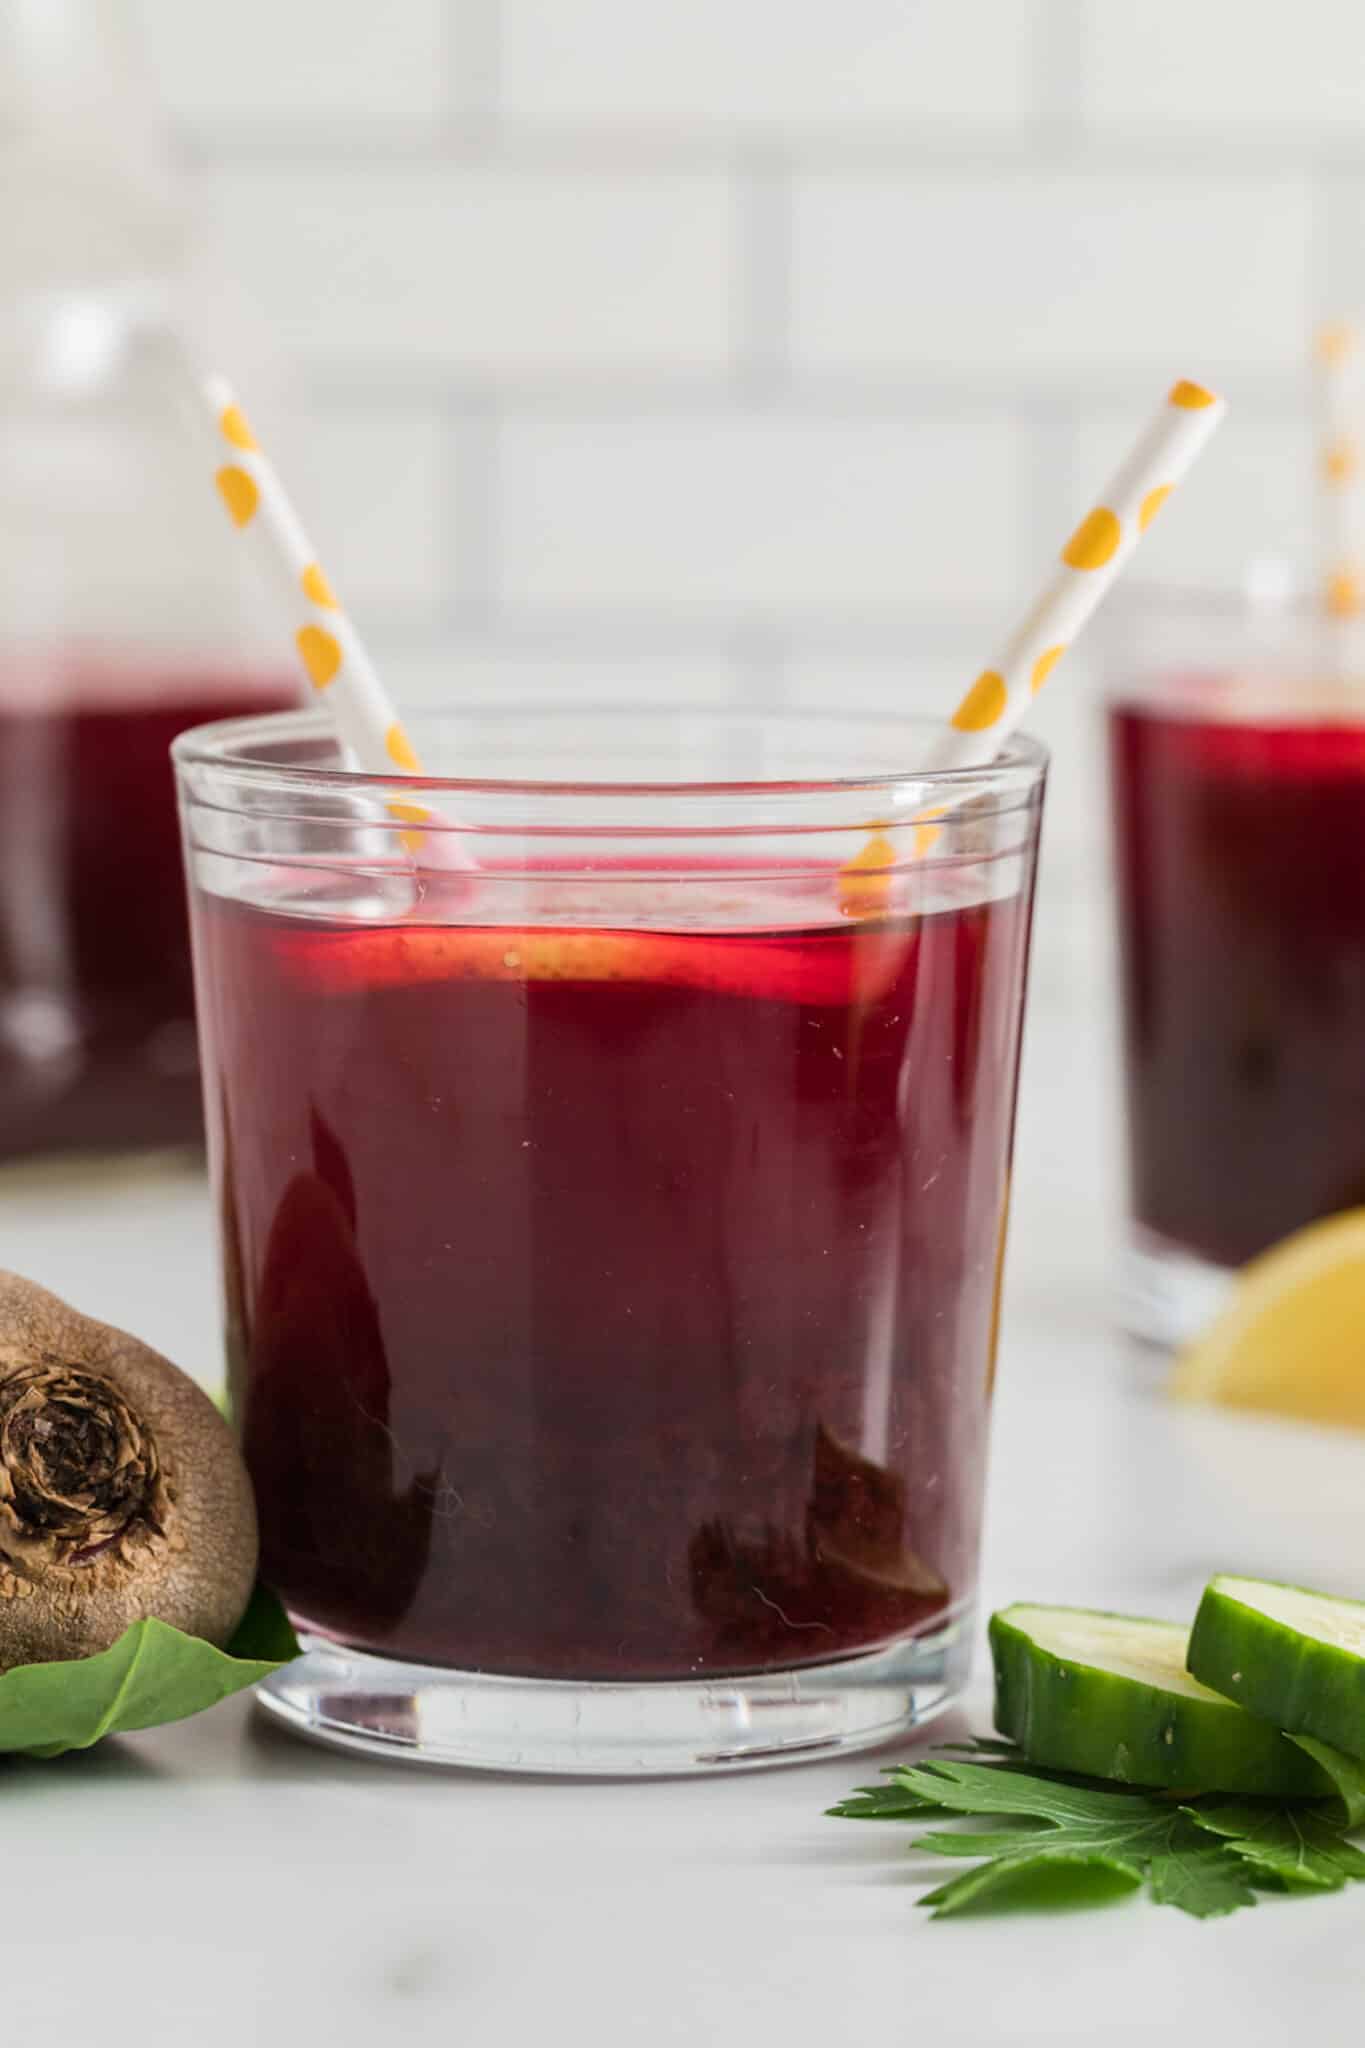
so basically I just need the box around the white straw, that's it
[1315,323,1365,620]
[202,374,452,855]
[923,379,1228,772]
[839,378,1227,911]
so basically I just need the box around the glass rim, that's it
[172,704,1049,809]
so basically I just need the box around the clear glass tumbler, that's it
[1107,592,1365,1345]
[177,705,1046,1774]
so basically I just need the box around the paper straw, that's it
[1315,322,1365,619]
[922,378,1227,773]
[202,375,444,854]
[839,378,1226,913]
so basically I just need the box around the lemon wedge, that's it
[1171,1207,1365,1429]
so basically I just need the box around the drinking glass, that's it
[1107,592,1365,1344]
[177,705,1046,1773]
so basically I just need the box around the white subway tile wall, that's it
[497,1,1044,132]
[133,0,1365,950]
[1070,419,1311,597]
[496,416,1023,615]
[199,167,737,377]
[303,411,453,615]
[790,172,1313,384]
[136,0,452,125]
[1088,2,1365,132]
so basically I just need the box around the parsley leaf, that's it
[830,1747,1365,1921]
[825,1779,956,1821]
[904,1761,1257,1919]
[1187,1803,1365,1889]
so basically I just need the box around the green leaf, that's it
[1143,1827,1260,1917]
[1289,1736,1365,1831]
[898,1760,1166,1826]
[1187,1801,1365,1890]
[916,1823,1051,1858]
[826,1746,1365,1920]
[921,1852,1144,1917]
[830,1744,1365,1922]
[226,1584,301,1663]
[0,1586,300,1759]
[895,1762,1260,1920]
[826,1774,956,1821]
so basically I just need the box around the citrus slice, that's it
[1170,1207,1365,1429]
[276,921,914,1010]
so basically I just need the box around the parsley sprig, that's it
[828,1737,1365,1919]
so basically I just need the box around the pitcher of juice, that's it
[0,0,294,1159]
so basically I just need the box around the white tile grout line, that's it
[293,371,1312,421]
[180,123,1365,173]
[356,607,1039,658]
[732,144,792,402]
[442,395,501,627]
[1033,0,1090,143]
[727,622,790,711]
[444,0,501,139]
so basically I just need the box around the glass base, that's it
[1117,1224,1236,1349]
[254,1616,973,1776]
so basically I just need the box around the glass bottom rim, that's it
[254,1615,974,1776]
[1117,1223,1237,1349]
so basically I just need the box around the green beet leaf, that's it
[0,1586,300,1759]
[225,1583,303,1664]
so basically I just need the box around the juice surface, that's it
[0,676,293,1156]
[199,880,1032,1680]
[1110,696,1365,1269]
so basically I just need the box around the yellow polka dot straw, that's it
[921,378,1228,772]
[203,374,458,859]
[1315,322,1365,620]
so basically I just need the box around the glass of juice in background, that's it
[0,658,294,1158]
[1107,591,1365,1345]
[177,705,1046,1774]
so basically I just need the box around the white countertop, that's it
[1,995,1361,2047]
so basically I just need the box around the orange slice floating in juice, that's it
[278,920,914,1010]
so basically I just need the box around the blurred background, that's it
[7,0,1365,1301]
[122,0,1360,987]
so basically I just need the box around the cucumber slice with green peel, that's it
[1188,1575,1365,1762]
[990,1604,1331,1797]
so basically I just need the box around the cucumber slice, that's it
[1188,1575,1365,1762]
[990,1603,1330,1796]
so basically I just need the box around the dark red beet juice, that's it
[0,675,293,1157]
[197,885,1032,1680]
[1110,696,1365,1270]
